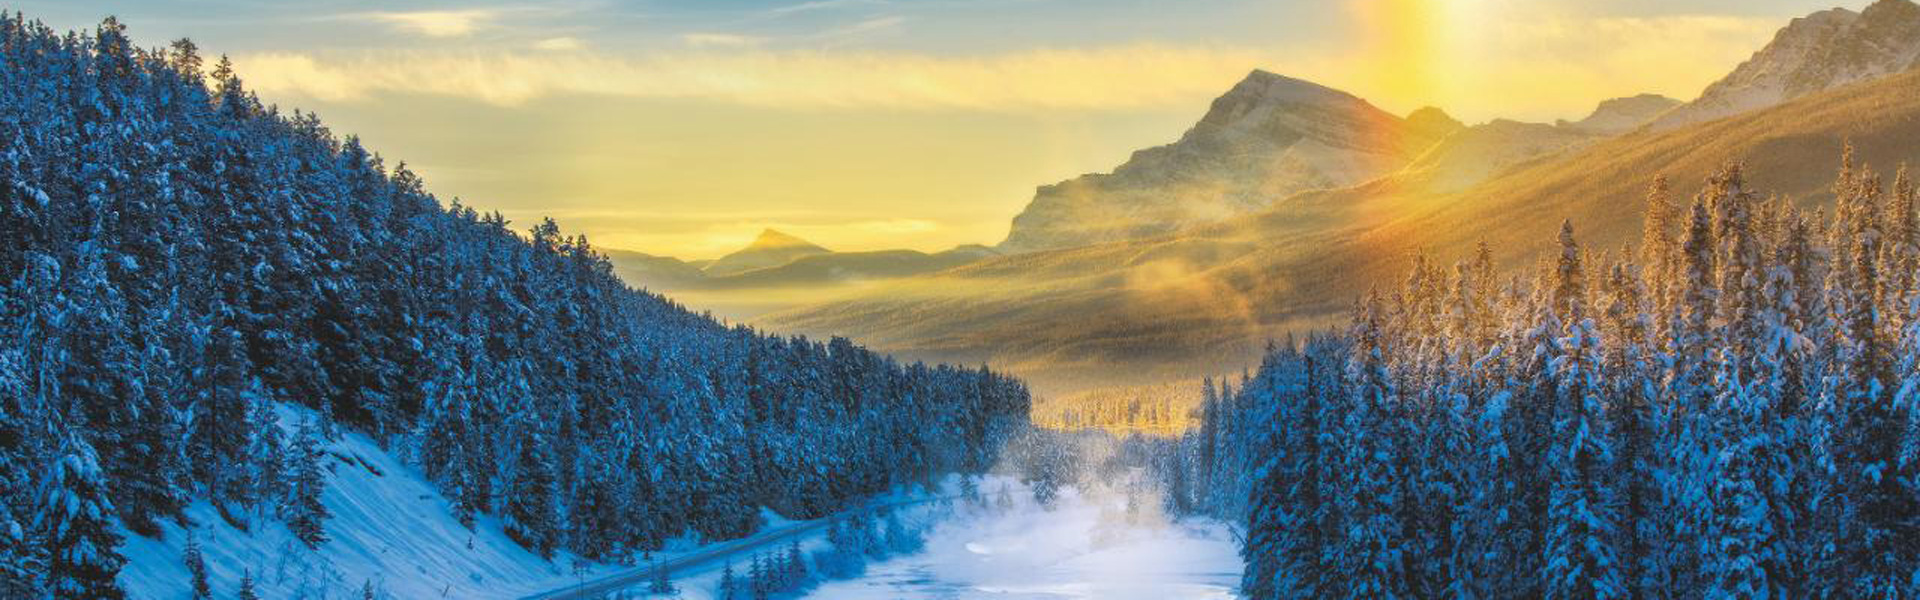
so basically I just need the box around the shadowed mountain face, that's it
[1650,0,1920,130]
[759,55,1920,397]
[995,69,1462,254]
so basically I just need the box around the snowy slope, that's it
[119,405,636,600]
[116,407,976,600]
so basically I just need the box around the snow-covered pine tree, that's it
[1828,163,1920,597]
[1599,258,1666,598]
[1541,222,1625,599]
[504,430,559,559]
[41,438,127,600]
[1334,290,1410,597]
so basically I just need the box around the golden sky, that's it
[20,0,1835,258]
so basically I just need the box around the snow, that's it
[117,405,588,599]
[114,407,974,600]
[802,483,1242,600]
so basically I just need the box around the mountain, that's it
[1398,119,1603,194]
[702,244,999,290]
[1563,93,1681,134]
[601,248,710,290]
[1650,0,1920,129]
[759,56,1920,397]
[702,228,833,276]
[995,70,1460,253]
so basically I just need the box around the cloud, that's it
[233,13,1782,119]
[766,0,888,17]
[822,15,906,38]
[233,44,1271,110]
[681,33,765,48]
[850,218,940,234]
[360,10,499,38]
[533,36,584,51]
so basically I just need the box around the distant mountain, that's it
[600,236,1001,319]
[703,228,833,276]
[995,69,1460,253]
[1563,93,1681,134]
[1650,0,1920,129]
[1399,119,1603,193]
[601,248,709,290]
[702,244,998,290]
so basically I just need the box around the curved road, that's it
[518,496,959,600]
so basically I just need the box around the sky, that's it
[17,0,1845,258]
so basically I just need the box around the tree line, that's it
[0,14,1029,598]
[1178,149,1920,598]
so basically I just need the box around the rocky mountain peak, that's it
[1650,0,1920,129]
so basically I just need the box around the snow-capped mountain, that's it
[996,70,1459,253]
[1650,0,1920,129]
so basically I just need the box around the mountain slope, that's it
[996,70,1459,253]
[759,63,1920,396]
[1565,93,1681,134]
[1650,0,1920,129]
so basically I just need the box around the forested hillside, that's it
[0,14,1028,598]
[1178,152,1920,597]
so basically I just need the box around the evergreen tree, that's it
[238,569,258,600]
[504,432,558,558]
[1541,222,1625,599]
[41,438,127,600]
[648,558,676,594]
[286,416,331,547]
[184,530,211,600]
[718,560,739,600]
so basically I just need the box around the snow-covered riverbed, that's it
[803,485,1242,599]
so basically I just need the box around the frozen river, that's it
[802,485,1242,599]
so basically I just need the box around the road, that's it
[517,495,959,600]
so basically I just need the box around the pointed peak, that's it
[750,228,814,248]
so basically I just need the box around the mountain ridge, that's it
[1650,0,1920,129]
[994,69,1458,253]
[759,18,1920,396]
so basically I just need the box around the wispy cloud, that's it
[681,32,766,48]
[235,44,1269,110]
[533,36,584,51]
[766,0,888,17]
[821,15,905,38]
[359,9,499,38]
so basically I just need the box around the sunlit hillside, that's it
[759,66,1920,397]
